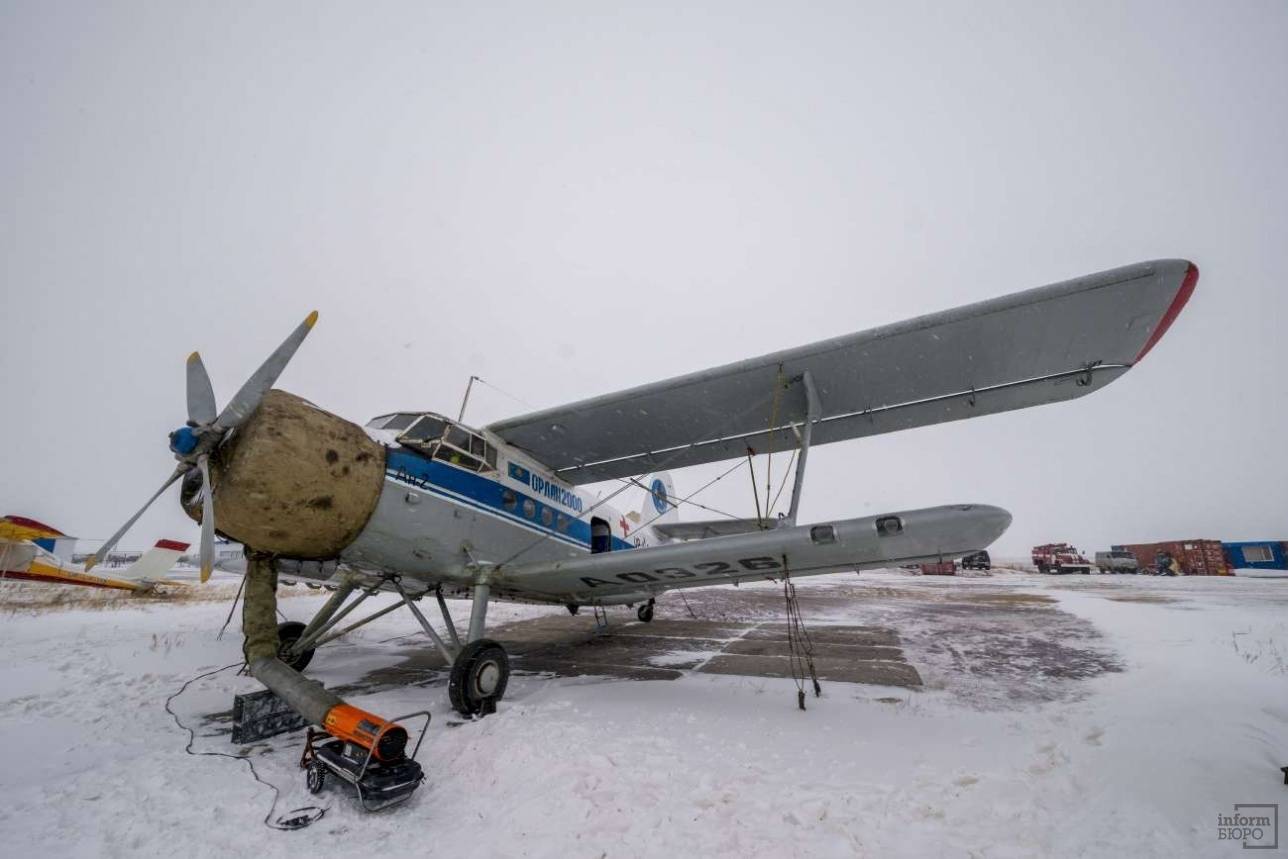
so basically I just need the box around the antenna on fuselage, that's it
[457,375,480,422]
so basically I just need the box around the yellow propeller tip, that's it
[305,310,319,329]
[187,351,201,364]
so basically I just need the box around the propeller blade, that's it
[198,454,215,583]
[186,352,217,425]
[85,466,185,571]
[215,310,319,430]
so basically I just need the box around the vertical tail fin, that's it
[119,539,190,581]
[640,473,679,526]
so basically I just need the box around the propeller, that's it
[85,311,319,582]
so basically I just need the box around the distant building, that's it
[1222,541,1288,571]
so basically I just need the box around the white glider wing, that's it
[488,260,1197,484]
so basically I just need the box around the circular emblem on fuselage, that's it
[650,478,668,514]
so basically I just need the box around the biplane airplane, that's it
[86,260,1195,747]
[0,515,189,593]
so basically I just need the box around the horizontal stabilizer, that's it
[489,260,1197,483]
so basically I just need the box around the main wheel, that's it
[636,600,655,623]
[449,639,510,717]
[276,621,315,672]
[306,760,326,794]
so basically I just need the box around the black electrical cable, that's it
[164,662,326,831]
[216,576,248,641]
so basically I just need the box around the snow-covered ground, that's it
[1,570,1285,857]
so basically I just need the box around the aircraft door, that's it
[590,517,612,554]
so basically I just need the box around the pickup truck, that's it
[1095,551,1139,574]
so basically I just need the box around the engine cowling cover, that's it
[186,389,385,558]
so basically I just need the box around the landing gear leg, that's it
[449,581,509,717]
[636,599,655,623]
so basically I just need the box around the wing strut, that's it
[785,370,822,525]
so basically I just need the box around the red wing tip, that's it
[1134,261,1198,363]
[155,539,190,551]
[1,515,67,536]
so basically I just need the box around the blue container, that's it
[1222,541,1288,571]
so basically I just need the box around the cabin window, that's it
[810,525,837,545]
[556,514,570,532]
[875,516,903,537]
[523,499,536,519]
[485,445,498,470]
[502,489,517,512]
[541,508,554,527]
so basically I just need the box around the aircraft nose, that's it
[964,504,1013,544]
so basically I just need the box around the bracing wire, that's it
[492,383,794,570]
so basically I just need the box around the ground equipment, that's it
[1032,544,1092,575]
[1095,550,1139,574]
[300,711,431,812]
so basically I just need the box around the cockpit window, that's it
[445,425,471,451]
[381,411,498,474]
[403,416,447,444]
[381,413,419,432]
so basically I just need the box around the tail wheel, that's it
[636,600,655,623]
[276,620,315,672]
[449,639,510,717]
[306,759,327,794]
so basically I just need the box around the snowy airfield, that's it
[1,569,1285,858]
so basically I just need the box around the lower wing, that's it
[496,504,1010,604]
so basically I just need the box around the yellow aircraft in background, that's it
[0,515,190,593]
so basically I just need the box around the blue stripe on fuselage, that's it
[384,448,633,552]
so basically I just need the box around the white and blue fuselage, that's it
[337,412,668,593]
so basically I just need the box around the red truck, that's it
[1032,543,1092,575]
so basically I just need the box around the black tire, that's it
[306,760,326,794]
[637,600,655,623]
[277,621,315,672]
[566,604,580,616]
[448,639,510,717]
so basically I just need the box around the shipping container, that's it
[1222,541,1288,571]
[919,561,957,575]
[1113,540,1230,575]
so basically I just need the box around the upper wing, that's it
[489,260,1197,484]
[496,504,1012,603]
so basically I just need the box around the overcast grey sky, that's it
[2,1,1285,559]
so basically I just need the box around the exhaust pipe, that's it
[243,553,408,761]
